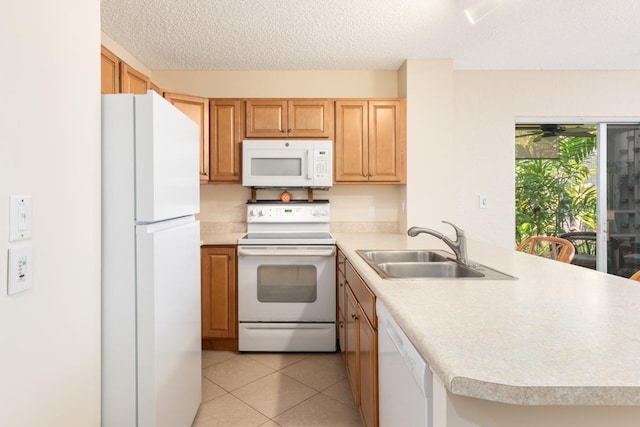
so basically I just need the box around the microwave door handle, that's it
[306,149,313,180]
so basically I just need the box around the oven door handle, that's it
[238,246,336,257]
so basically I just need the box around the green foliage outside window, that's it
[515,136,597,246]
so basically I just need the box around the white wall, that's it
[452,71,640,248]
[1,2,101,426]
[152,69,399,98]
[401,65,640,249]
[404,60,456,236]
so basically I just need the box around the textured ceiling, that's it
[101,0,640,71]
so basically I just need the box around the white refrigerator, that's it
[101,91,201,427]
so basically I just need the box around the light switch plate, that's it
[8,246,32,295]
[479,195,489,209]
[9,195,32,241]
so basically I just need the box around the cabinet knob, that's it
[287,129,292,132]
[351,313,358,320]
[339,281,343,288]
[363,173,368,178]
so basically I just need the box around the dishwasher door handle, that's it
[238,246,336,257]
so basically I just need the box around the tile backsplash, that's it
[199,184,403,232]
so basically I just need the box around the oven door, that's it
[237,245,336,322]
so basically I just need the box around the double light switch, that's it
[8,195,33,295]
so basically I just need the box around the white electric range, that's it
[237,201,337,352]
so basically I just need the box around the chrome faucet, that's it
[407,221,469,265]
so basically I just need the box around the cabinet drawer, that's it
[346,260,376,329]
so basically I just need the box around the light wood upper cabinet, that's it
[210,99,243,183]
[335,100,405,184]
[164,92,210,182]
[288,99,332,138]
[100,46,120,94]
[245,99,332,138]
[335,101,368,182]
[150,82,163,95]
[120,62,150,94]
[201,246,237,339]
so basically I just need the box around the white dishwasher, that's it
[377,300,433,427]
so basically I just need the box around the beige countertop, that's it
[334,232,640,406]
[200,232,244,246]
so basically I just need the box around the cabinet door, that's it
[210,99,242,183]
[164,92,210,182]
[100,46,120,94]
[120,62,150,94]
[359,313,378,427]
[335,101,369,182]
[287,100,332,138]
[338,311,346,357]
[345,286,360,406]
[368,100,405,183]
[201,247,237,338]
[337,266,346,355]
[245,99,288,137]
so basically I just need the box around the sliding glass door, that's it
[516,122,640,277]
[602,123,640,277]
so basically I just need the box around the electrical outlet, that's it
[7,247,32,295]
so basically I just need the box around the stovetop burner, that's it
[238,232,335,246]
[246,199,330,204]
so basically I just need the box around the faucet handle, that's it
[442,221,465,237]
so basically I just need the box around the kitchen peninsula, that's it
[335,232,640,427]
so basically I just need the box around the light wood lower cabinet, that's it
[338,250,378,427]
[337,250,347,355]
[201,246,238,351]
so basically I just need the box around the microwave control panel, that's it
[314,149,330,180]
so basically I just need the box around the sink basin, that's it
[356,249,516,280]
[358,250,450,264]
[378,261,484,278]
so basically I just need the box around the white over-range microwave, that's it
[242,139,333,188]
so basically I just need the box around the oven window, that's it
[256,265,317,302]
[251,158,302,176]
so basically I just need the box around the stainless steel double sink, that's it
[356,249,516,280]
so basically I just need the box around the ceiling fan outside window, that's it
[515,124,596,159]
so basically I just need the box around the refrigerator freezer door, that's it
[101,91,200,224]
[135,91,200,223]
[136,216,201,427]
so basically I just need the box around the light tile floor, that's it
[193,350,363,427]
